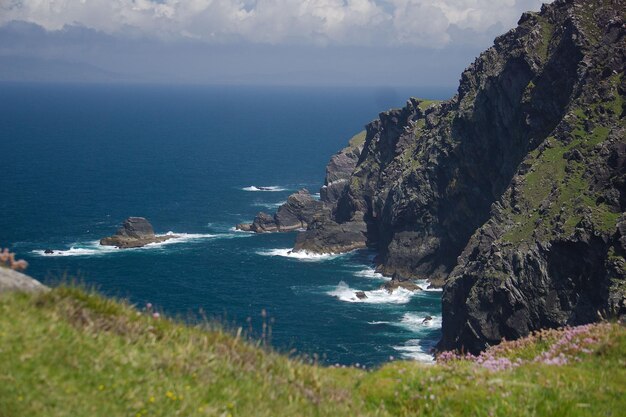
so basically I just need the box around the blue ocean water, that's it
[0,83,452,366]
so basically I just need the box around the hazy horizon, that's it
[0,0,550,87]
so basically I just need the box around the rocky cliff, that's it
[293,0,625,352]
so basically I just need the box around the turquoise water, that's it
[0,83,451,366]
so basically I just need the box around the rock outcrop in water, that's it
[236,131,366,234]
[100,217,176,248]
[236,189,327,233]
[288,0,626,353]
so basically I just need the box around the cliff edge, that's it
[293,0,625,352]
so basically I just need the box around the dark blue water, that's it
[0,83,452,366]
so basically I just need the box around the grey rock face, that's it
[237,189,327,233]
[436,0,626,352]
[100,217,176,248]
[320,131,365,204]
[294,212,367,254]
[291,0,626,351]
[114,217,155,239]
[0,268,48,293]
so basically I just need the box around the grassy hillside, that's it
[0,287,624,417]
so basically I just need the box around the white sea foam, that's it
[327,281,418,304]
[32,245,119,257]
[242,186,286,192]
[32,232,232,257]
[393,339,435,362]
[228,226,254,234]
[251,201,286,209]
[143,232,218,247]
[396,312,442,332]
[256,248,344,261]
[353,267,391,281]
[415,279,443,292]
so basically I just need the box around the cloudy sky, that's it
[0,0,548,86]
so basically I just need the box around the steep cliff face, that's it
[296,0,625,351]
[439,0,626,352]
[320,131,366,204]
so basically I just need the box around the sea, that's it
[0,83,453,367]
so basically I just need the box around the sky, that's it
[0,0,549,87]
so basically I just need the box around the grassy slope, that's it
[0,287,624,417]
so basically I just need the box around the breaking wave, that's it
[327,281,418,304]
[256,248,345,262]
[393,339,436,362]
[242,186,287,192]
[353,267,391,281]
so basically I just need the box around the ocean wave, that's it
[415,279,443,292]
[396,312,442,332]
[353,267,391,281]
[32,232,235,257]
[146,232,218,247]
[251,201,286,209]
[242,186,287,192]
[228,226,254,234]
[327,281,418,304]
[256,248,344,261]
[31,245,119,257]
[393,339,435,362]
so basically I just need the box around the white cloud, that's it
[0,0,547,47]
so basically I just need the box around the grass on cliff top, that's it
[0,286,625,417]
[416,98,441,111]
[348,130,367,148]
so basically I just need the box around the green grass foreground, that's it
[0,287,624,417]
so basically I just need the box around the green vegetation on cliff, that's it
[1,287,624,417]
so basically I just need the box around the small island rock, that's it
[100,217,177,248]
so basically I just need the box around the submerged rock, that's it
[355,291,368,300]
[100,217,176,248]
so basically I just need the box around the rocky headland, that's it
[243,0,626,353]
[100,217,176,249]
